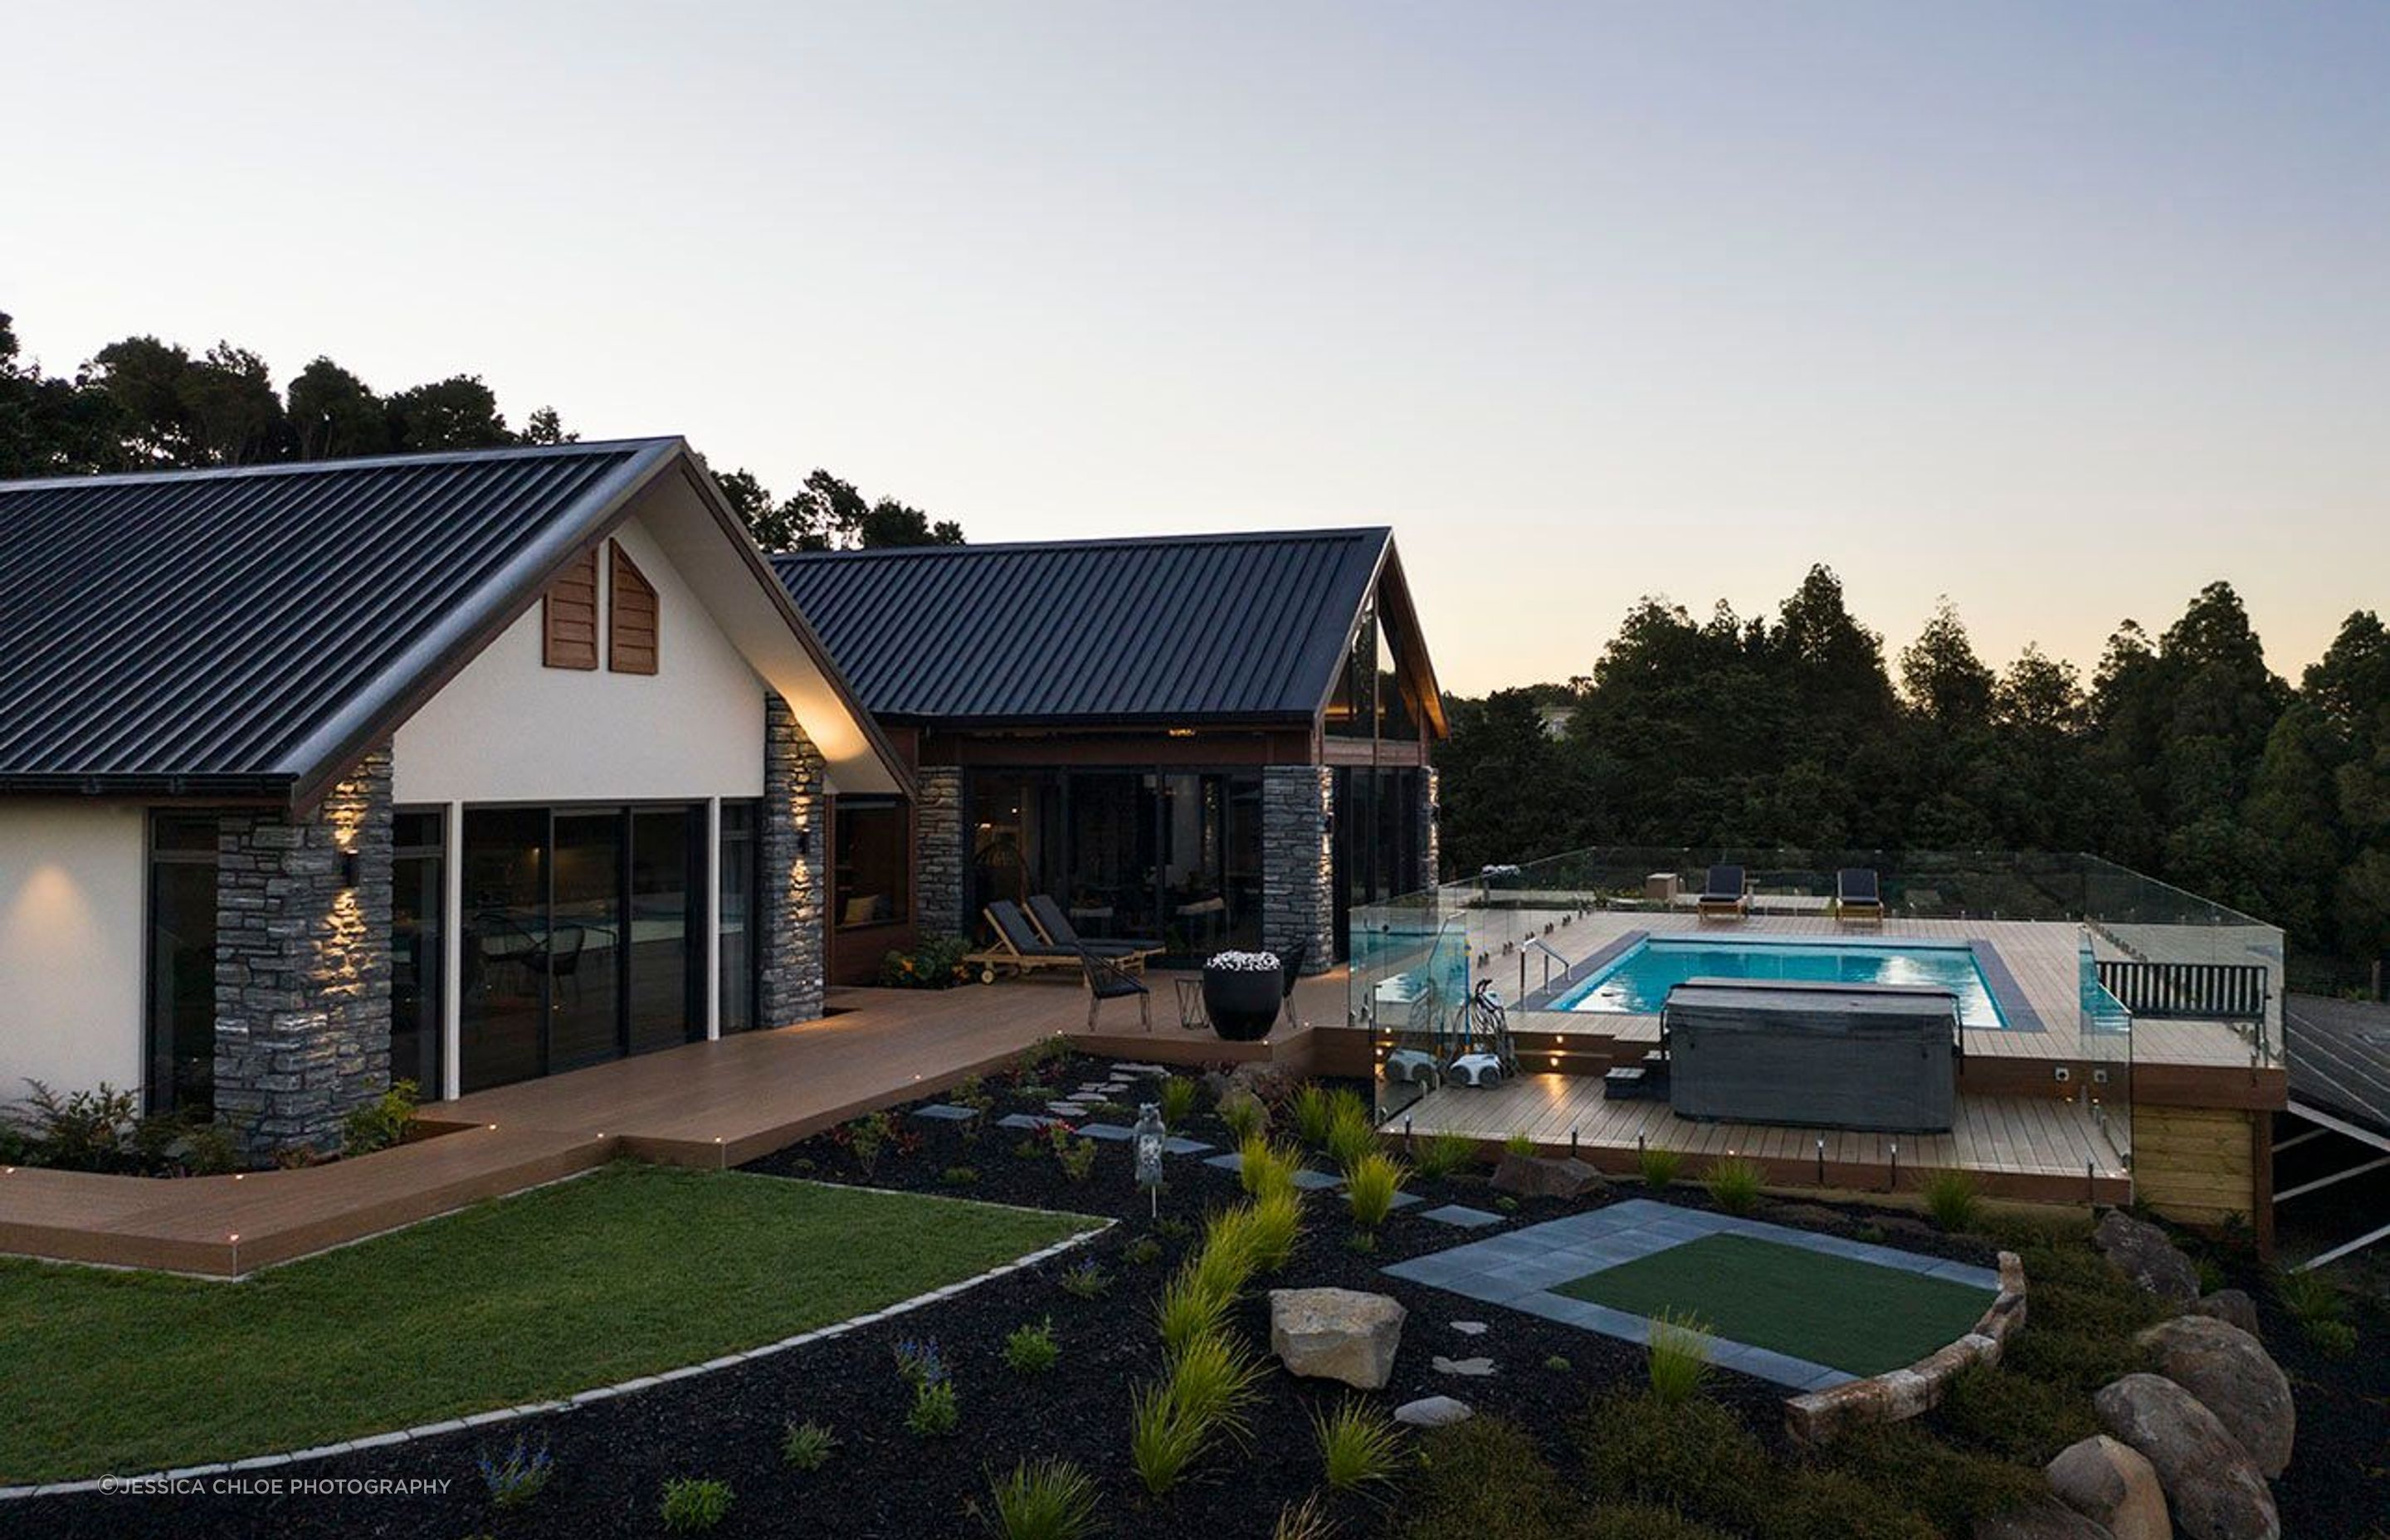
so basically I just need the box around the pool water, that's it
[1554,937,2006,1029]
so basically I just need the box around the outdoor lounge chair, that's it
[1027,893,1163,967]
[1078,945,1152,1032]
[962,899,1083,982]
[1695,865,1749,923]
[1834,867,1886,928]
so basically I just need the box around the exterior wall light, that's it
[340,850,362,888]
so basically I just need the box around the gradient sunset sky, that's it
[7,2,2385,694]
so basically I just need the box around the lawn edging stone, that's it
[1784,1247,2027,1445]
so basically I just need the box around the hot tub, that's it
[1662,978,1960,1133]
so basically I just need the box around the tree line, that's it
[1434,566,2390,990]
[0,308,960,549]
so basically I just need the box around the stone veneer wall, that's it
[1417,765,1441,889]
[913,765,967,940]
[1262,765,1334,974]
[212,746,394,1162]
[761,698,828,1026]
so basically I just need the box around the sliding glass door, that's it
[458,802,706,1094]
[391,810,446,1099]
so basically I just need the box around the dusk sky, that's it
[7,2,2385,695]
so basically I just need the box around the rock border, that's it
[0,1219,1112,1501]
[1785,1249,2027,1445]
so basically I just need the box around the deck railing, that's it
[2094,960,2270,1023]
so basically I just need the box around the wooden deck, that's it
[0,969,1349,1277]
[1389,1073,2132,1205]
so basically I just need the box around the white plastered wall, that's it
[0,801,147,1098]
[391,514,767,807]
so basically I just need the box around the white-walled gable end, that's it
[391,515,768,806]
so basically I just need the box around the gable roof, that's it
[0,440,907,803]
[770,527,1445,734]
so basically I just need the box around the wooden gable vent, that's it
[608,541,659,675]
[541,548,600,670]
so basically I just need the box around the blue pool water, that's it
[1554,937,2007,1029]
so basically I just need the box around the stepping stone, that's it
[1450,1321,1489,1336]
[1417,1204,1505,1229]
[1047,1102,1094,1117]
[1290,1168,1344,1192]
[1432,1356,1498,1377]
[1386,1191,1424,1211]
[1203,1152,1246,1172]
[1074,1123,1135,1143]
[997,1114,1061,1131]
[1113,1062,1168,1075]
[911,1104,978,1122]
[1393,1396,1474,1428]
[1162,1137,1212,1156]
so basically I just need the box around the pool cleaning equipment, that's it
[1447,980,1517,1088]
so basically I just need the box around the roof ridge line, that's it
[767,526,1392,561]
[0,436,686,495]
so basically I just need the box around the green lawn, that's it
[0,1162,1097,1483]
[1554,1232,1994,1377]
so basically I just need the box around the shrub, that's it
[1004,1318,1061,1375]
[1185,1219,1260,1302]
[1056,1259,1112,1299]
[906,1379,960,1437]
[1345,1151,1407,1229]
[1219,1093,1266,1143]
[840,1111,897,1176]
[780,1420,837,1470]
[1638,1145,1683,1191]
[658,1477,733,1533]
[1757,1467,1935,1540]
[1503,1131,1539,1157]
[1412,1129,1478,1179]
[1272,1493,1334,1540]
[1238,1133,1300,1203]
[1156,1266,1235,1354]
[1580,1504,1736,1540]
[1128,1380,1206,1495]
[2304,1318,2358,1357]
[1343,1230,1377,1254]
[1922,1169,1981,1232]
[878,934,972,988]
[950,1072,992,1111]
[942,1165,980,1187]
[1164,1328,1267,1442]
[893,1337,947,1390]
[1577,1390,1771,1532]
[1314,1399,1402,1490]
[2277,1268,2357,1355]
[339,1079,418,1157]
[1934,1362,2095,1464]
[1290,1084,1336,1148]
[1704,1155,1763,1214]
[130,1110,237,1176]
[986,1458,1101,1540]
[1159,1075,1202,1127]
[1122,1235,1163,1265]
[1244,1190,1303,1272]
[1324,1103,1379,1169]
[1046,1122,1098,1182]
[1822,1420,2043,1536]
[14,1081,140,1172]
[476,1435,553,1511]
[1494,1195,1519,1212]
[1646,1309,1713,1406]
[1398,1417,1579,1539]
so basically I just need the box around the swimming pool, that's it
[1552,936,2007,1029]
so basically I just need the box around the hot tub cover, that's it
[1663,978,1959,1133]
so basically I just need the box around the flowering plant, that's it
[1205,950,1282,973]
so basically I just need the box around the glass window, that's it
[146,812,219,1114]
[549,810,625,1070]
[719,802,759,1033]
[627,807,700,1055]
[1378,604,1419,743]
[970,772,1060,928]
[834,800,910,928]
[461,807,549,1093]
[1325,612,1378,739]
[391,809,446,1099]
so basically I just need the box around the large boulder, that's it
[1269,1288,1406,1389]
[1490,1151,1607,1201]
[1972,1498,2120,1540]
[2046,1434,2171,1540]
[2095,1374,2278,1540]
[2135,1316,2295,1477]
[2092,1212,2201,1304]
[2183,1289,2260,1339]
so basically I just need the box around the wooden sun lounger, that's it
[1834,868,1886,928]
[963,899,1149,983]
[1026,894,1163,968]
[1695,865,1749,924]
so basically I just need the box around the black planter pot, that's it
[1202,964,1281,1041]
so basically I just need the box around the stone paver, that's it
[911,1104,978,1122]
[1417,1204,1505,1229]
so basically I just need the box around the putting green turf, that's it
[1553,1232,1992,1377]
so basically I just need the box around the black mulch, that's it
[4,1051,2368,1539]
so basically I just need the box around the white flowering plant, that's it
[1205,949,1282,973]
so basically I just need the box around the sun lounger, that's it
[1027,894,1163,967]
[1834,867,1886,928]
[1695,865,1749,923]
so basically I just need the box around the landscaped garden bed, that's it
[1,1046,2376,1540]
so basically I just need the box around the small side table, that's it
[1173,977,1210,1031]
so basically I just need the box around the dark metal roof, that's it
[0,439,683,798]
[769,529,1397,727]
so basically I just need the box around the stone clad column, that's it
[1262,765,1334,973]
[912,765,967,940]
[1417,765,1441,890]
[212,746,393,1162]
[761,698,827,1026]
